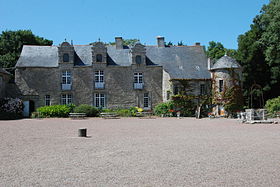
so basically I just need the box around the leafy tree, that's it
[206,41,237,61]
[166,41,173,46]
[177,41,184,46]
[265,96,280,115]
[236,0,280,105]
[0,30,53,68]
[206,41,226,60]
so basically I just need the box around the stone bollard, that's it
[79,128,87,137]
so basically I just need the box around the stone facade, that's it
[15,36,238,116]
[210,55,242,116]
[15,38,166,115]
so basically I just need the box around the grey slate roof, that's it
[16,44,211,79]
[107,45,132,66]
[211,55,241,70]
[16,46,58,67]
[146,46,210,79]
[73,45,92,66]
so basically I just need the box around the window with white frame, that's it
[61,94,72,105]
[45,95,51,106]
[134,72,143,83]
[95,70,104,83]
[144,93,149,108]
[94,93,105,108]
[62,71,71,84]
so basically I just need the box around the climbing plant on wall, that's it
[171,79,211,117]
[212,69,243,116]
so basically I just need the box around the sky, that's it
[0,0,270,49]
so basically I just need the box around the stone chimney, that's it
[208,58,212,71]
[115,37,123,49]
[157,36,165,47]
[195,42,201,46]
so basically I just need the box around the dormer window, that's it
[96,54,103,62]
[63,53,69,62]
[136,55,142,64]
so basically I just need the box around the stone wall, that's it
[15,64,163,110]
[212,69,242,98]
[162,70,171,102]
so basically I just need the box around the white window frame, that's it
[134,72,143,89]
[95,70,104,83]
[45,95,51,106]
[62,71,71,84]
[61,94,72,105]
[94,93,106,108]
[95,70,105,89]
[134,72,143,83]
[144,93,149,108]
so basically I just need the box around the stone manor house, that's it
[14,36,241,116]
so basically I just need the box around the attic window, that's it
[63,53,69,62]
[96,54,103,62]
[136,55,142,64]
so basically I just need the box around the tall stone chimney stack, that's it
[115,37,123,49]
[157,36,165,47]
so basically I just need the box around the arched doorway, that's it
[250,83,264,109]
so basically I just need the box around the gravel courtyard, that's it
[0,117,280,187]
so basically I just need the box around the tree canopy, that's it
[206,41,237,61]
[0,30,52,68]
[236,0,280,106]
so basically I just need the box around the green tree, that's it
[236,0,280,105]
[166,41,173,46]
[206,41,237,61]
[206,41,226,60]
[177,41,184,46]
[0,30,53,68]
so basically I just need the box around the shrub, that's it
[265,96,280,116]
[129,107,138,117]
[154,101,174,116]
[73,104,99,117]
[172,95,196,117]
[37,104,75,118]
[0,98,23,120]
[101,107,138,117]
[31,112,41,119]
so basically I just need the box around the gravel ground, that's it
[0,117,280,187]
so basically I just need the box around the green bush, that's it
[31,112,41,118]
[74,104,99,117]
[172,95,196,117]
[154,101,174,116]
[37,104,75,118]
[265,96,280,116]
[101,107,138,117]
